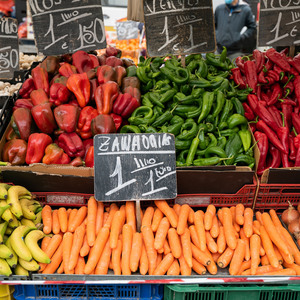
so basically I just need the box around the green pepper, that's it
[209,77,224,89]
[219,100,233,123]
[227,114,248,129]
[185,54,202,65]
[177,149,189,163]
[196,61,208,78]
[225,133,243,165]
[174,93,197,105]
[154,79,171,91]
[145,126,158,133]
[142,94,153,108]
[160,67,189,84]
[120,125,141,133]
[217,136,227,149]
[177,121,198,140]
[214,79,229,92]
[218,121,228,130]
[175,138,192,150]
[204,146,227,158]
[170,115,184,125]
[141,80,154,93]
[191,88,203,99]
[186,105,202,119]
[153,106,164,116]
[151,109,174,128]
[137,66,152,83]
[212,91,225,117]
[167,122,182,136]
[126,66,137,77]
[206,53,229,70]
[173,105,199,117]
[128,106,156,126]
[189,78,211,88]
[187,60,202,73]
[176,161,187,167]
[160,125,168,133]
[160,89,177,104]
[214,115,220,128]
[207,133,218,148]
[199,127,207,150]
[219,128,239,136]
[193,157,228,166]
[180,84,192,95]
[165,58,181,70]
[220,47,227,63]
[186,127,202,166]
[238,127,252,152]
[231,98,245,116]
[150,57,164,73]
[206,114,214,124]
[206,123,215,133]
[198,92,214,123]
[149,92,165,108]
[234,154,255,167]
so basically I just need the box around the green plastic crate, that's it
[164,284,300,300]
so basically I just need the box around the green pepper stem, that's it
[170,105,178,114]
[293,127,298,136]
[280,112,285,127]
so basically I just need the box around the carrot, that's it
[189,225,201,249]
[103,212,109,225]
[69,207,87,233]
[63,232,74,274]
[204,204,216,231]
[240,228,250,261]
[154,217,170,250]
[42,205,52,235]
[52,210,60,235]
[156,253,163,268]
[110,210,126,249]
[210,215,219,239]
[80,234,90,257]
[273,245,283,264]
[212,252,221,263]
[173,204,181,216]
[139,240,149,275]
[260,246,265,257]
[41,236,51,251]
[84,227,110,274]
[230,206,240,233]
[269,209,282,227]
[238,260,252,275]
[95,240,112,275]
[222,207,237,250]
[58,208,68,233]
[192,258,206,275]
[103,203,118,229]
[151,208,163,232]
[121,224,133,275]
[57,261,64,274]
[194,210,206,251]
[255,211,263,225]
[75,256,85,275]
[157,248,164,254]
[242,264,283,275]
[141,226,157,275]
[177,204,190,235]
[142,207,154,227]
[261,255,270,266]
[261,213,293,263]
[260,225,279,268]
[217,247,234,268]
[68,224,85,271]
[112,239,122,275]
[217,209,224,224]
[67,209,78,232]
[253,220,261,235]
[130,232,142,272]
[205,231,218,254]
[235,204,245,226]
[191,243,211,266]
[203,248,218,275]
[188,209,194,224]
[86,196,97,247]
[164,240,171,255]
[125,202,136,232]
[168,228,182,259]
[178,254,191,275]
[283,262,300,275]
[67,208,72,217]
[181,228,193,268]
[250,234,261,275]
[42,243,63,274]
[243,208,253,238]
[154,200,178,228]
[217,226,226,254]
[229,239,245,275]
[261,268,296,276]
[167,259,180,275]
[95,202,104,235]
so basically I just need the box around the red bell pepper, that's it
[242,102,255,121]
[11,108,32,141]
[266,83,282,106]
[25,133,52,164]
[122,76,140,90]
[54,76,68,86]
[266,145,281,169]
[85,146,94,168]
[90,79,98,102]
[115,66,126,86]
[19,78,35,99]
[70,156,84,167]
[2,139,27,165]
[244,60,257,93]
[123,86,141,102]
[40,56,60,75]
[254,131,269,175]
[292,112,300,134]
[91,114,116,135]
[30,89,49,106]
[106,46,121,58]
[54,104,80,133]
[277,115,291,168]
[89,54,99,68]
[231,68,247,89]
[110,113,122,131]
[266,48,291,72]
[57,132,85,158]
[31,103,57,134]
[59,63,77,77]
[5,127,18,140]
[112,93,140,118]
[77,106,98,139]
[86,68,97,80]
[98,54,107,66]
[95,81,119,115]
[31,66,50,95]
[97,65,117,84]
[49,83,71,106]
[66,73,91,108]
[253,49,265,73]
[83,138,93,157]
[72,51,94,74]
[42,143,71,165]
[13,99,33,111]
[106,56,123,67]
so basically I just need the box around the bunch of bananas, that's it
[0,184,50,276]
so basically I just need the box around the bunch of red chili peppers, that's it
[232,48,300,175]
[2,46,141,167]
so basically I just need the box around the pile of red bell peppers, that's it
[2,46,141,167]
[232,48,300,175]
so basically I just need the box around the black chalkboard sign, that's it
[116,21,139,40]
[258,0,300,47]
[29,0,106,56]
[143,0,216,57]
[94,133,177,202]
[0,18,19,80]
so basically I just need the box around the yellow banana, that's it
[0,204,10,219]
[5,227,13,235]
[19,199,36,220]
[0,244,13,259]
[0,258,12,276]
[5,237,18,268]
[20,219,36,228]
[8,214,19,229]
[10,226,34,262]
[7,186,31,219]
[25,230,50,264]
[0,184,10,200]
[0,201,13,223]
[18,258,39,272]
[14,264,29,276]
[0,222,8,244]
[33,211,42,225]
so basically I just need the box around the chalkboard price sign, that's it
[0,18,19,80]
[143,0,216,57]
[258,0,300,47]
[94,133,177,202]
[29,0,106,56]
[116,21,139,40]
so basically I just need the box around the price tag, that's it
[258,0,300,47]
[143,0,216,57]
[94,133,177,202]
[0,18,19,80]
[29,0,106,56]
[116,21,139,40]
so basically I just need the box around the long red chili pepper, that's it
[267,83,282,106]
[293,76,300,110]
[268,106,282,128]
[266,145,281,169]
[256,102,280,132]
[266,48,291,72]
[242,103,255,121]
[289,135,296,161]
[292,112,300,134]
[244,60,257,93]
[253,49,265,73]
[277,114,290,168]
[254,131,269,176]
[295,146,300,167]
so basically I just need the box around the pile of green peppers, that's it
[120,49,255,168]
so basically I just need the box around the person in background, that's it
[215,0,256,60]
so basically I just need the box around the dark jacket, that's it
[215,1,256,54]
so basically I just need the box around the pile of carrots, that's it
[40,199,300,276]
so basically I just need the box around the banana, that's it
[0,204,10,219]
[19,199,36,220]
[0,200,13,223]
[10,226,34,262]
[8,214,19,229]
[0,244,13,259]
[14,264,29,276]
[5,227,13,235]
[21,219,36,228]
[18,258,39,272]
[5,237,18,268]
[25,230,50,264]
[0,258,12,276]
[0,184,11,200]
[33,211,42,225]
[7,186,31,219]
[0,222,8,244]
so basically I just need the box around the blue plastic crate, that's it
[14,284,163,300]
